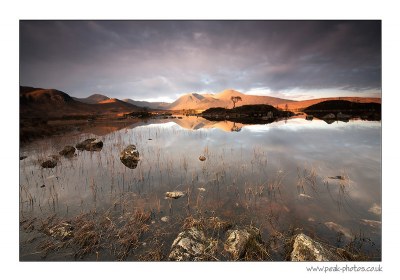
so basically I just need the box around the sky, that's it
[20,20,381,102]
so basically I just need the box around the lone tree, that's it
[231,96,242,108]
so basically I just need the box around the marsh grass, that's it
[21,203,152,260]
[296,165,319,195]
[20,120,380,261]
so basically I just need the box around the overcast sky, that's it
[20,20,381,102]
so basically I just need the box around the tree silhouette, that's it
[231,122,241,132]
[231,96,242,108]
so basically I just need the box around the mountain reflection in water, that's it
[19,116,381,260]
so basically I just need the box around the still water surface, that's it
[19,117,381,260]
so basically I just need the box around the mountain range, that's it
[20,86,381,119]
[20,87,142,119]
[74,89,381,111]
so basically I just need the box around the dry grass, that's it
[25,207,152,260]
[182,215,232,232]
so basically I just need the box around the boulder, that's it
[20,156,27,160]
[169,227,214,261]
[41,158,58,168]
[59,145,76,157]
[289,233,344,261]
[120,145,140,169]
[76,138,103,151]
[224,226,265,260]
[199,155,206,161]
[165,191,185,199]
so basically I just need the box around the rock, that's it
[368,203,381,215]
[322,113,336,119]
[290,233,344,261]
[305,115,313,121]
[76,138,103,151]
[224,226,264,260]
[360,219,381,228]
[161,216,170,223]
[59,145,76,157]
[299,193,313,199]
[199,155,206,161]
[120,145,140,169]
[41,159,57,168]
[197,188,206,192]
[324,222,352,239]
[165,191,185,199]
[329,175,345,180]
[169,227,213,261]
[20,156,27,160]
[48,221,74,240]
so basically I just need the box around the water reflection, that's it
[19,116,381,260]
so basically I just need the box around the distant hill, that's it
[203,104,281,115]
[166,89,294,110]
[20,86,143,119]
[73,94,110,104]
[167,92,223,110]
[303,100,381,120]
[202,104,292,124]
[304,100,381,112]
[277,97,381,111]
[123,98,170,110]
[20,87,74,105]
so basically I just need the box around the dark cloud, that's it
[20,20,381,100]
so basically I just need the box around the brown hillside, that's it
[277,97,381,111]
[20,86,142,119]
[167,89,294,110]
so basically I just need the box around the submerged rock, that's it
[290,233,344,261]
[224,226,264,260]
[328,175,345,180]
[169,227,214,261]
[165,191,185,199]
[360,219,381,228]
[199,155,206,161]
[161,216,170,223]
[59,145,76,157]
[368,203,381,215]
[41,158,58,168]
[299,193,313,199]
[324,222,352,239]
[76,138,103,151]
[120,145,140,169]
